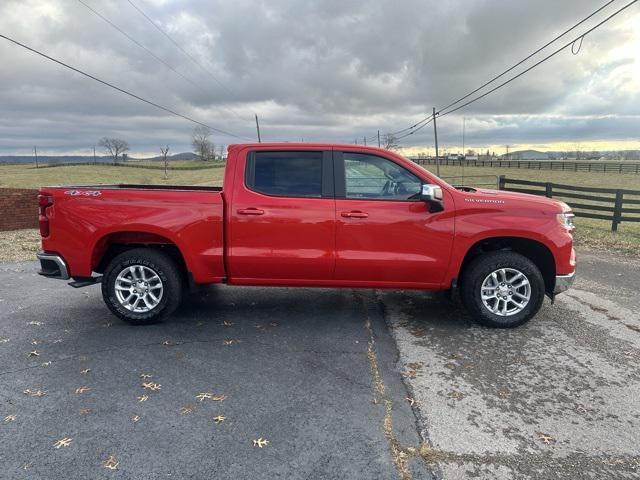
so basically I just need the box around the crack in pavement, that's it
[357,292,439,480]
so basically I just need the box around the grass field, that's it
[1,160,639,256]
[0,162,225,189]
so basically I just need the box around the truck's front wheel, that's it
[460,251,545,328]
[102,249,183,325]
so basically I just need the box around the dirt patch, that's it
[0,229,40,261]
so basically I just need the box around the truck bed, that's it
[40,184,225,284]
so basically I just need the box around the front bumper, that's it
[554,271,575,294]
[36,252,70,280]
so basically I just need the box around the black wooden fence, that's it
[499,177,640,231]
[412,157,640,174]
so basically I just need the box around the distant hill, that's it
[0,152,199,164]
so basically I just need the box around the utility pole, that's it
[377,130,381,148]
[432,107,440,177]
[254,113,261,143]
[93,146,97,164]
[505,145,510,161]
[34,146,39,169]
[462,117,466,157]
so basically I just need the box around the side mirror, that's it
[420,184,444,212]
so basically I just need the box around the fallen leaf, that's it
[52,339,63,344]
[447,390,464,400]
[253,437,269,448]
[142,382,161,391]
[0,338,9,343]
[537,432,556,445]
[180,405,194,414]
[28,321,42,326]
[79,409,91,415]
[406,397,415,407]
[213,415,226,424]
[31,340,39,345]
[53,437,73,449]
[140,373,153,379]
[102,455,119,470]
[222,321,233,326]
[28,350,40,357]
[4,415,16,422]
[23,389,47,397]
[75,386,90,394]
[162,340,172,346]
[132,415,140,423]
[211,394,226,402]
[223,339,240,346]
[81,368,91,374]
[41,361,52,367]
[137,395,149,402]
[196,392,213,402]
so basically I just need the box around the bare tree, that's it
[192,127,214,161]
[98,137,129,164]
[218,144,225,162]
[383,134,399,151]
[160,145,170,180]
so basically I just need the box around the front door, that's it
[227,149,336,282]
[334,150,454,287]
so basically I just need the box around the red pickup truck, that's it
[36,143,575,328]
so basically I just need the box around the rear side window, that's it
[246,151,323,197]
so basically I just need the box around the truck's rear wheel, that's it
[460,251,545,328]
[102,249,183,325]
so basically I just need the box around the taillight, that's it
[38,194,53,237]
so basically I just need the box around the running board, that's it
[68,276,102,288]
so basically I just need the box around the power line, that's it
[366,0,634,143]
[126,0,237,99]
[437,0,620,114]
[76,0,200,92]
[438,0,638,117]
[0,34,252,140]
[76,0,247,122]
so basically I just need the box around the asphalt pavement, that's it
[1,250,639,479]
[0,262,426,479]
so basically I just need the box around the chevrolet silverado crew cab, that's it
[36,143,576,328]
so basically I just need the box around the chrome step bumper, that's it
[36,252,70,280]
[554,271,576,294]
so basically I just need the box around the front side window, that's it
[344,153,422,200]
[247,151,322,197]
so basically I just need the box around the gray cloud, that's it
[0,0,638,155]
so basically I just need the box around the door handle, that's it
[237,208,265,215]
[341,211,369,219]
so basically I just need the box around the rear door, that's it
[333,150,454,287]
[227,148,336,282]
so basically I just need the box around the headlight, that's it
[557,212,575,231]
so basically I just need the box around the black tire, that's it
[101,248,183,325]
[460,251,545,328]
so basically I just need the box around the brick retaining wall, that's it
[0,188,39,232]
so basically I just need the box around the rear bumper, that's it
[36,252,70,280]
[554,271,575,294]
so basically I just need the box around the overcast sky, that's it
[1,0,639,156]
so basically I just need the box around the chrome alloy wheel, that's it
[114,265,163,313]
[480,268,531,317]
